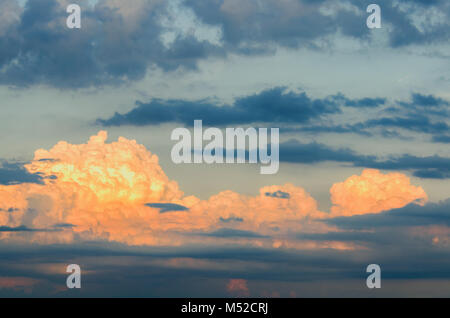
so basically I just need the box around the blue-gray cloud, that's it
[1,0,447,88]
[97,90,448,146]
[432,135,450,143]
[265,191,290,199]
[358,155,450,179]
[187,0,450,50]
[279,140,374,164]
[197,228,269,238]
[0,0,219,88]
[326,200,450,230]
[97,87,393,126]
[1,236,450,297]
[0,161,44,185]
[289,93,450,140]
[277,140,450,179]
[219,216,244,223]
[0,207,19,213]
[145,203,189,213]
[52,223,76,229]
[0,225,60,232]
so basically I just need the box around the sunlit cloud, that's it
[330,169,427,217]
[226,278,250,297]
[0,277,40,293]
[0,132,429,248]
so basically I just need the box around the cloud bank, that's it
[0,131,430,248]
[1,0,448,88]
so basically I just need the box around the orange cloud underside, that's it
[0,132,428,247]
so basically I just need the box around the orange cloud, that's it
[0,131,331,246]
[0,277,39,293]
[0,132,428,248]
[226,279,250,297]
[330,169,427,217]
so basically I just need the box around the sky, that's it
[0,0,449,297]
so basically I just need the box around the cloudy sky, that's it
[0,0,449,297]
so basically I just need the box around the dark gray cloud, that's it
[432,135,450,143]
[145,203,189,213]
[0,225,59,232]
[283,124,372,137]
[279,139,374,164]
[1,0,447,88]
[97,90,449,146]
[1,234,450,297]
[403,93,450,109]
[0,207,19,213]
[219,216,244,223]
[293,93,450,139]
[275,140,450,179]
[186,0,450,50]
[0,0,220,88]
[350,0,450,48]
[362,116,448,135]
[413,169,450,179]
[358,154,450,179]
[296,231,378,243]
[326,200,450,230]
[0,161,44,185]
[97,87,394,126]
[197,228,269,238]
[265,191,290,199]
[53,223,76,229]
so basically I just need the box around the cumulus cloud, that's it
[0,132,431,248]
[330,169,427,216]
[0,131,329,246]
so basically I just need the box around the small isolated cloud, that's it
[0,225,58,232]
[226,279,250,297]
[145,203,189,213]
[265,191,290,199]
[52,223,76,229]
[198,228,268,238]
[219,216,244,223]
[0,207,19,213]
[330,169,427,216]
